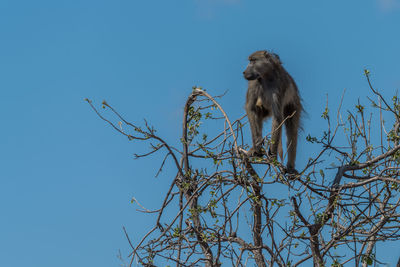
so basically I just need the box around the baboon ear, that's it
[272,53,281,62]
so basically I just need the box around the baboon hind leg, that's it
[284,109,300,172]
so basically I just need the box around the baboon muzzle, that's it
[243,71,259,81]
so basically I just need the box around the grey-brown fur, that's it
[243,50,302,173]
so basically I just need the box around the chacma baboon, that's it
[243,50,302,173]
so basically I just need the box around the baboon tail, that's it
[278,137,283,162]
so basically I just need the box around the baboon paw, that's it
[285,167,299,179]
[248,147,263,157]
[266,148,277,159]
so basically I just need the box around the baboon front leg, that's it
[285,112,300,173]
[247,110,264,156]
[269,117,283,159]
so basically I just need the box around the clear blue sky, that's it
[1,0,399,266]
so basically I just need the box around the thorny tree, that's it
[87,71,400,267]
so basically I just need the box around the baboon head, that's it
[243,51,280,81]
